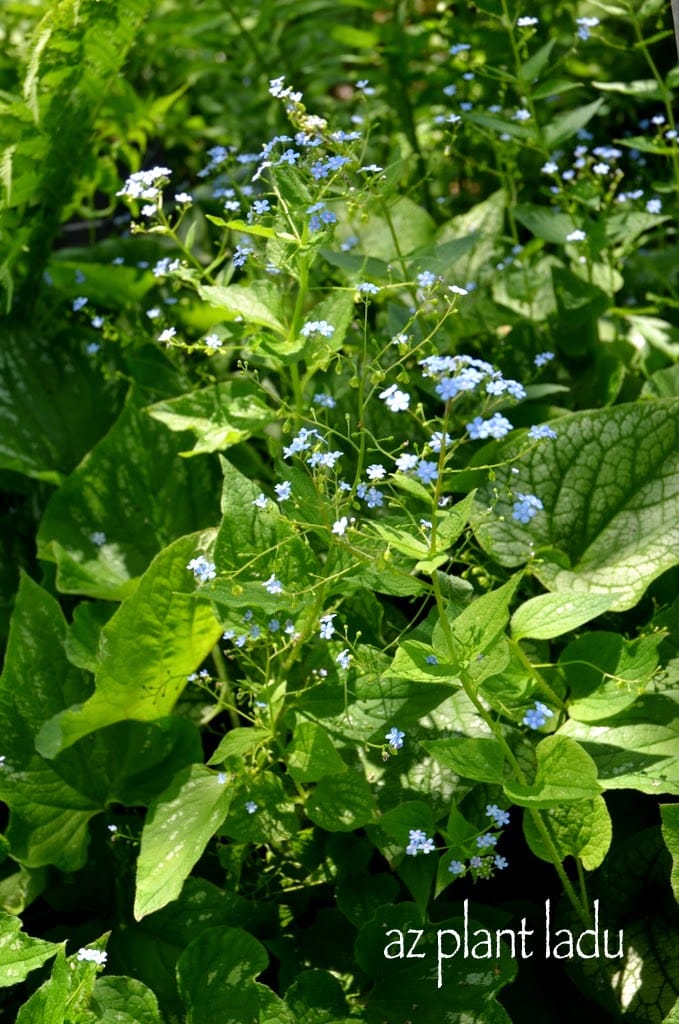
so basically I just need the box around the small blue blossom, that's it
[253,493,268,509]
[512,493,543,524]
[300,320,335,338]
[313,392,336,408]
[274,481,292,501]
[365,486,383,508]
[233,245,253,268]
[470,856,483,868]
[646,198,662,214]
[386,727,405,750]
[528,424,558,440]
[494,855,509,869]
[245,800,258,814]
[336,649,352,669]
[486,805,510,827]
[534,351,555,367]
[513,108,531,121]
[523,701,554,729]
[204,334,223,350]
[72,296,89,311]
[319,613,336,639]
[566,229,586,242]
[425,654,438,665]
[448,860,465,874]
[416,460,439,485]
[158,327,176,344]
[449,43,471,55]
[217,772,227,785]
[90,531,107,546]
[417,270,437,288]
[476,833,498,848]
[466,413,513,440]
[332,516,349,536]
[357,281,380,295]
[406,829,436,855]
[86,342,100,355]
[576,16,599,40]
[366,464,386,481]
[263,574,283,595]
[517,15,539,26]
[252,199,271,215]
[186,555,216,583]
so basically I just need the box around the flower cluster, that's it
[186,555,216,583]
[406,829,436,855]
[523,701,554,729]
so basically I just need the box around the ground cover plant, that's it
[1,0,679,1021]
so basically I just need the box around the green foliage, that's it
[1,0,678,1020]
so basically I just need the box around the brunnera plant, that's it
[1,2,679,1023]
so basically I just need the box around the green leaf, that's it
[0,327,121,483]
[513,204,578,244]
[287,721,347,783]
[660,804,679,901]
[37,391,220,600]
[523,796,612,869]
[519,38,557,84]
[355,904,516,1022]
[198,281,286,333]
[563,631,663,722]
[504,735,601,807]
[147,380,276,456]
[559,692,679,794]
[15,949,70,1024]
[219,774,298,844]
[544,98,604,148]
[207,726,272,763]
[0,575,102,869]
[0,911,61,988]
[306,772,377,831]
[473,401,679,611]
[212,458,319,593]
[90,976,164,1023]
[433,576,521,679]
[176,927,293,1024]
[422,737,505,783]
[284,969,350,1024]
[511,592,616,640]
[36,531,222,757]
[134,765,232,920]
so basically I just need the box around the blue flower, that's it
[274,481,292,501]
[523,701,554,729]
[494,855,509,870]
[512,493,543,523]
[416,460,439,485]
[262,574,283,595]
[357,281,380,295]
[466,413,513,440]
[233,245,253,268]
[336,649,352,669]
[486,804,510,827]
[476,833,498,848]
[406,829,435,855]
[319,614,336,639]
[534,351,555,367]
[417,270,437,288]
[300,320,335,338]
[528,424,557,440]
[386,727,405,749]
[186,555,216,583]
[245,800,258,814]
[448,860,465,874]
